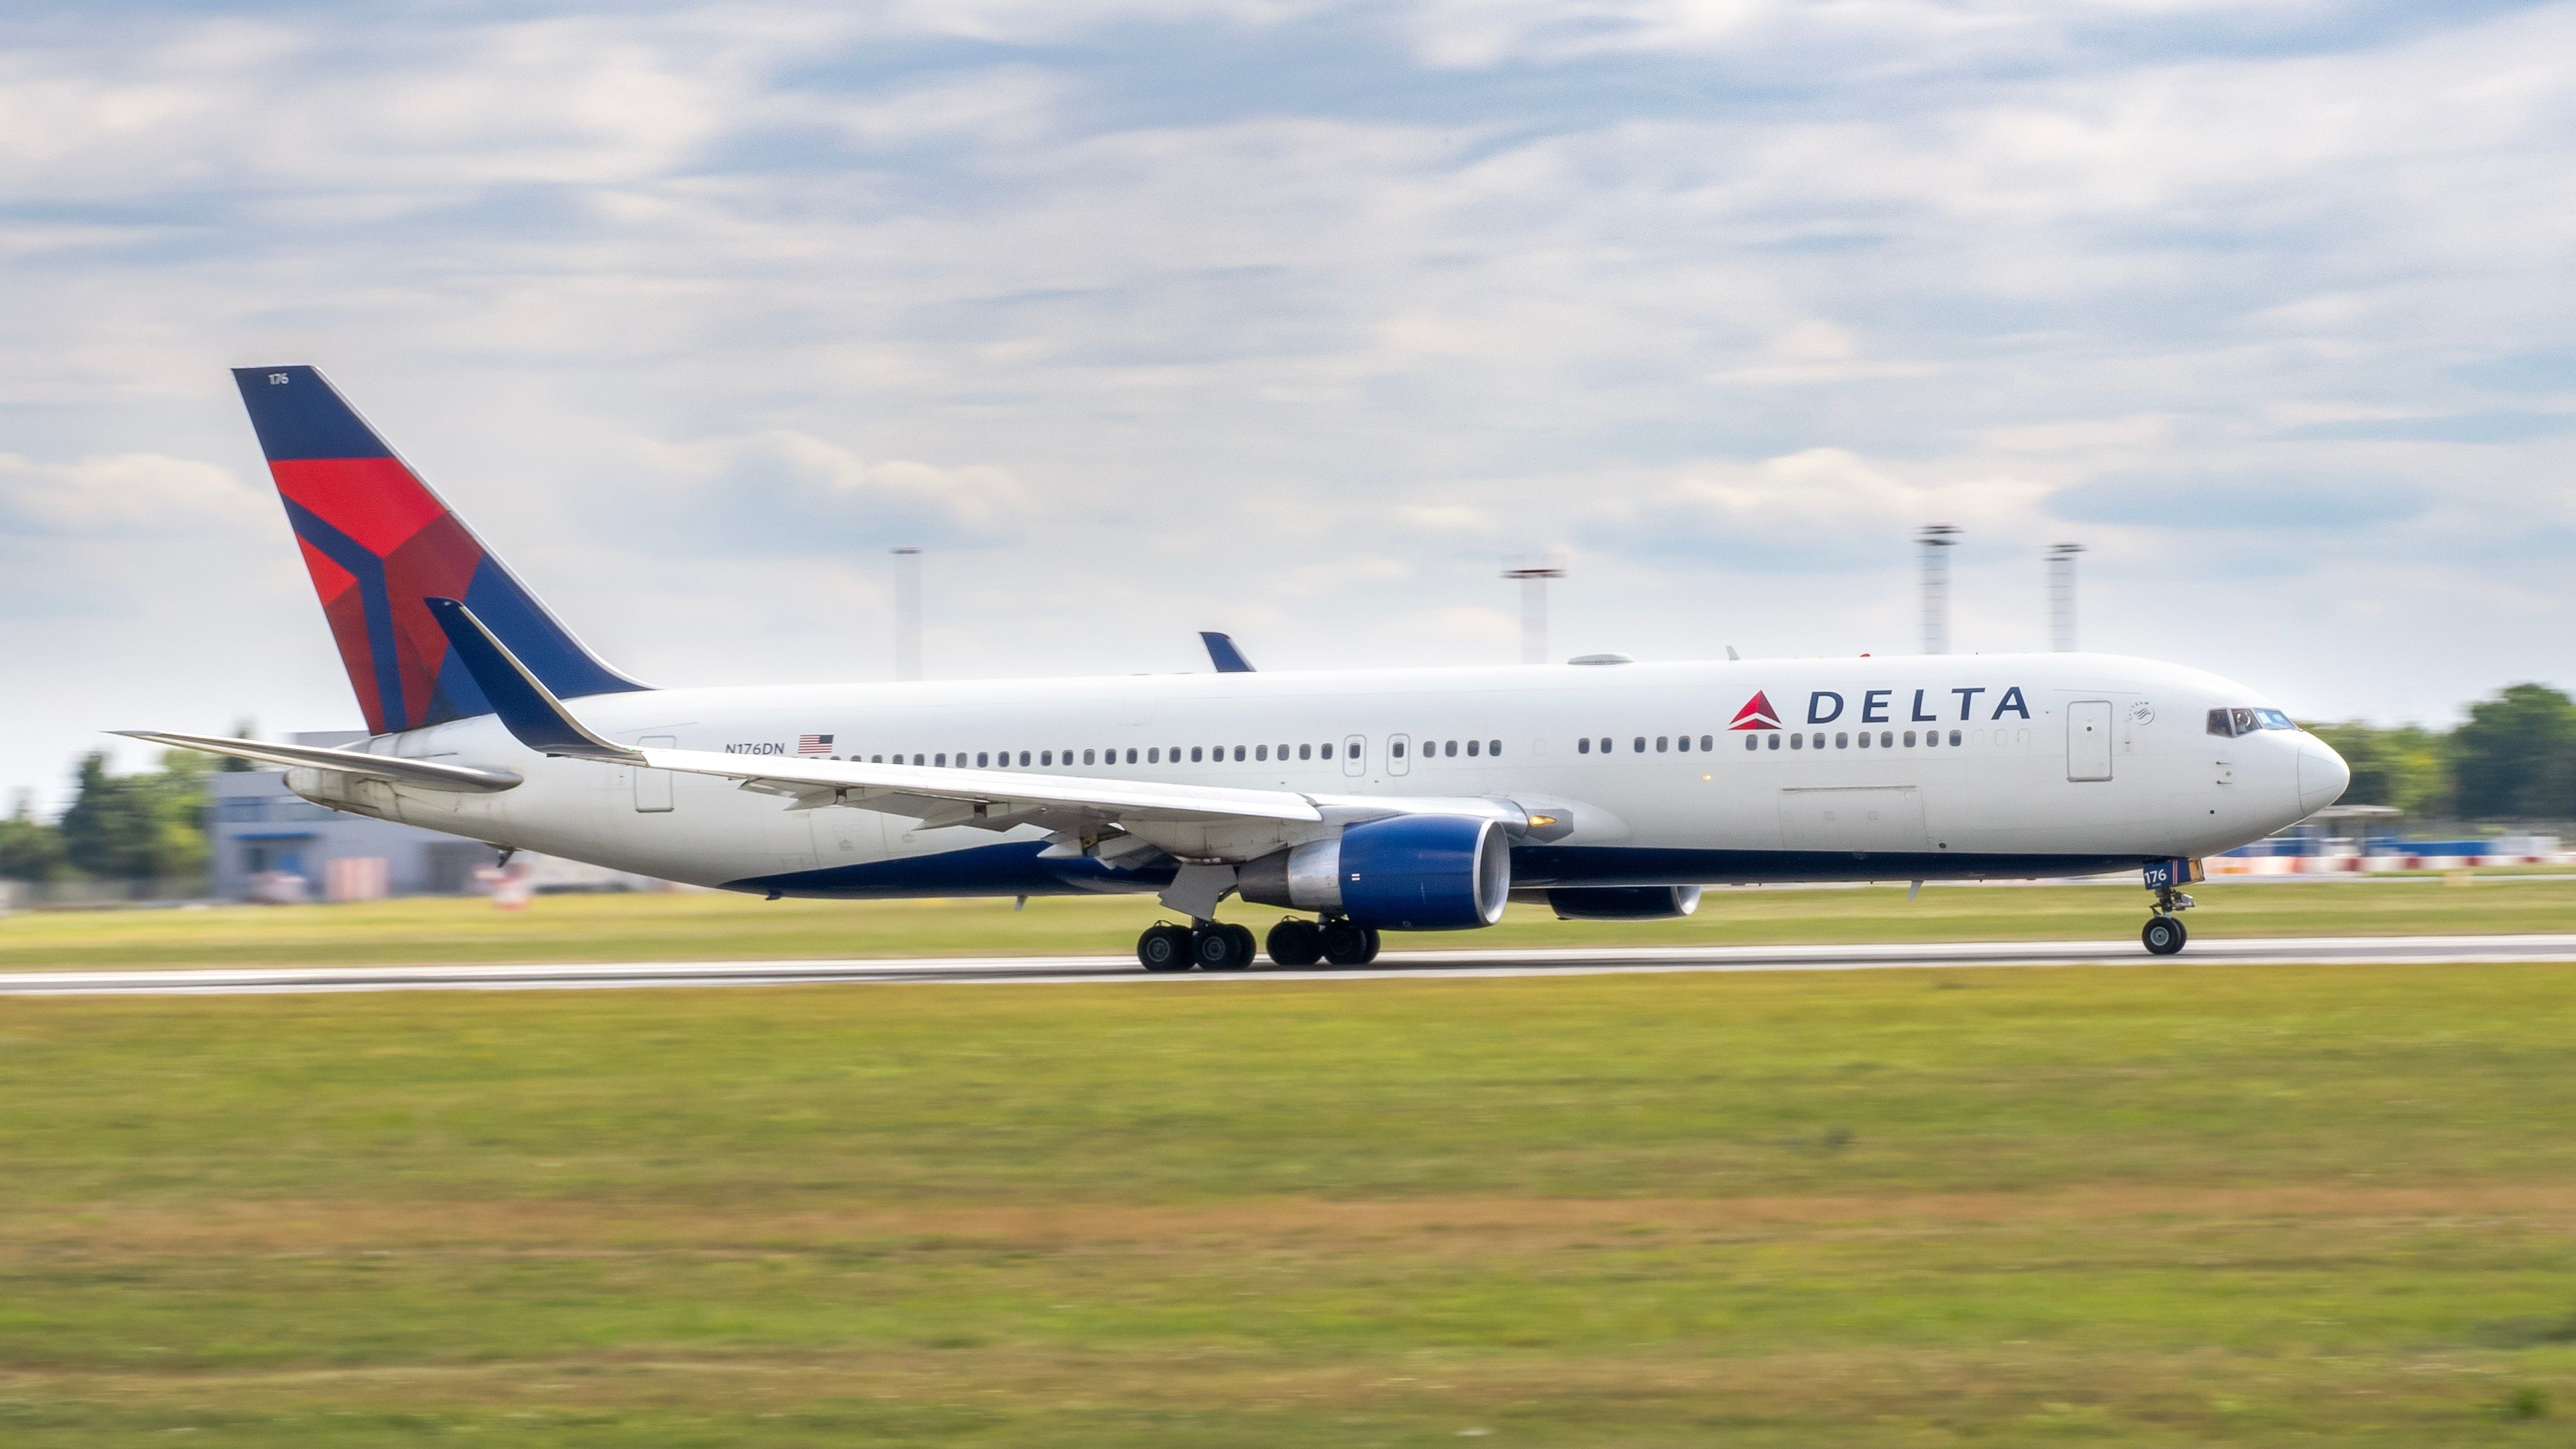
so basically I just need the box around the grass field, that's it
[7,962,2576,1445]
[2,873,2572,971]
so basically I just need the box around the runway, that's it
[7,933,2576,996]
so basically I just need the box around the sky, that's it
[4,1,2574,812]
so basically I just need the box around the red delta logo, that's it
[1729,691,1782,731]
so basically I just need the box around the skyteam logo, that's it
[1729,691,1782,730]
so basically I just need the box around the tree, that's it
[2308,721,2452,819]
[2448,684,2576,820]
[56,751,211,882]
[0,790,67,882]
[221,718,259,772]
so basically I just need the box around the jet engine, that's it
[1544,886,1702,920]
[1237,815,1510,930]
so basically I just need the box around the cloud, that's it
[2048,470,2432,534]
[1587,449,2052,570]
[625,431,1029,555]
[6,0,2576,804]
[0,452,267,536]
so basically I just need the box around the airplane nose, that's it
[2298,733,2351,814]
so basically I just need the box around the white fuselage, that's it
[289,652,2344,901]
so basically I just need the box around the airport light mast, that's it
[2048,542,2084,653]
[1918,524,1959,655]
[1502,560,1566,665]
[892,546,923,681]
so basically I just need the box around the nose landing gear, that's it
[2139,858,2202,956]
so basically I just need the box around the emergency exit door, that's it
[634,736,676,811]
[2067,701,2112,782]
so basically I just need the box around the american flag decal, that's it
[797,733,834,755]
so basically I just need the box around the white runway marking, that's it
[6,934,2576,996]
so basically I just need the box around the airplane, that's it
[125,366,2350,970]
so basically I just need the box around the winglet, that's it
[1200,631,1255,673]
[425,598,640,762]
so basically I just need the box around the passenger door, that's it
[1342,734,1367,778]
[2067,701,2112,782]
[1385,733,1410,777]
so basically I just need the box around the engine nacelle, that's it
[1237,815,1511,930]
[1545,885,1702,920]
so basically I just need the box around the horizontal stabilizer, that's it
[112,730,521,793]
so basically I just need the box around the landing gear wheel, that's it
[1193,923,1254,971]
[1225,923,1256,967]
[1320,919,1382,967]
[1137,923,1194,972]
[1266,918,1324,967]
[2142,915,2188,956]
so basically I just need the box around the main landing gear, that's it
[1133,917,1381,971]
[2142,883,2196,956]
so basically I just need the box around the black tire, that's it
[2142,916,2186,956]
[1320,919,1373,967]
[1266,918,1324,967]
[1138,923,1194,972]
[1356,924,1382,965]
[1194,925,1252,971]
[1224,922,1258,968]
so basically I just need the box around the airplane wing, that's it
[424,597,1324,832]
[110,729,524,793]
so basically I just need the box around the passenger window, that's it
[1767,734,1780,751]
[1674,735,1688,753]
[1489,740,1501,756]
[1633,737,1646,752]
[1017,751,1029,767]
[976,752,989,768]
[1191,747,1203,762]
[1699,735,1712,751]
[1903,731,1916,747]
[1445,739,1457,758]
[1466,739,1479,757]
[1835,732,1848,748]
[935,753,947,767]
[1123,748,1135,763]
[1299,744,1311,760]
[1744,734,1757,752]
[1256,744,1268,761]
[1791,733,1804,749]
[1392,740,1406,758]
[1322,742,1334,759]
[1812,733,1825,749]
[1146,748,1158,763]
[1233,745,1245,761]
[1656,736,1668,752]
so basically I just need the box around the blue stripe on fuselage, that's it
[727,843,2151,903]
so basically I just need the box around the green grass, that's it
[3,873,2572,971]
[7,964,2576,1443]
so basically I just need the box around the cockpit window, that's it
[2210,706,2299,737]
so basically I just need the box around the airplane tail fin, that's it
[231,366,647,735]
